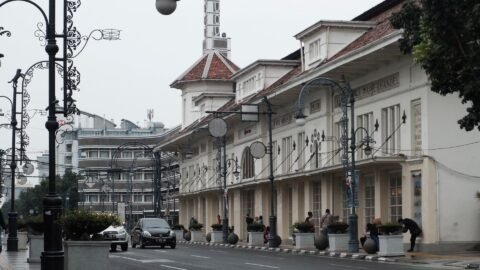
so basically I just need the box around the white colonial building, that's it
[157,0,480,251]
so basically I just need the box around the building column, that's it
[292,182,305,224]
[303,180,312,217]
[232,190,242,240]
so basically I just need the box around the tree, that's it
[390,0,480,131]
[1,172,80,220]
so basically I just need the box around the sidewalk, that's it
[0,241,40,270]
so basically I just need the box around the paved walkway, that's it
[0,240,40,270]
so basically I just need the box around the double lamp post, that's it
[0,0,181,269]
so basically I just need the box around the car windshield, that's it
[143,219,169,229]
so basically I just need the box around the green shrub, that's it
[247,223,265,232]
[172,224,185,230]
[61,210,120,241]
[16,219,27,232]
[327,222,349,234]
[378,223,403,235]
[25,215,44,235]
[294,222,314,233]
[211,224,223,231]
[189,223,204,231]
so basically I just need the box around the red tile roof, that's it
[171,52,240,88]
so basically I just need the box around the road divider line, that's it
[160,265,187,270]
[245,262,279,269]
[191,255,210,259]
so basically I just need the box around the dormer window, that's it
[309,38,321,61]
[243,76,256,95]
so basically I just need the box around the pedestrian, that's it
[366,221,380,251]
[263,226,270,244]
[398,218,422,252]
[319,209,334,236]
[258,215,264,225]
[245,213,254,241]
[189,216,198,228]
[0,209,6,253]
[217,214,221,224]
[305,211,313,223]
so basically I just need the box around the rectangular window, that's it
[145,195,153,202]
[411,100,422,156]
[90,195,98,202]
[308,38,321,60]
[66,144,72,153]
[121,151,132,158]
[309,99,321,114]
[389,173,402,222]
[89,151,98,158]
[382,104,401,155]
[312,182,322,233]
[282,136,293,174]
[134,172,142,180]
[65,156,72,165]
[356,112,374,160]
[99,150,109,159]
[364,176,375,225]
[144,172,153,180]
[297,132,305,171]
[242,76,256,95]
[134,194,143,202]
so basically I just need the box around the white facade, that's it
[158,0,480,251]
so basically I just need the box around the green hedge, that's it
[247,223,265,232]
[189,223,204,231]
[61,210,120,241]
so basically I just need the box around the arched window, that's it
[241,147,255,179]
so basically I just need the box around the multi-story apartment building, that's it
[157,0,480,251]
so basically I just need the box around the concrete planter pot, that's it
[328,233,349,252]
[294,233,315,249]
[64,241,111,270]
[190,231,205,242]
[27,234,44,263]
[18,231,28,250]
[378,235,405,257]
[248,232,264,246]
[173,230,184,241]
[211,231,223,243]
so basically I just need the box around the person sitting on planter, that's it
[398,218,422,252]
[366,221,380,251]
[263,226,270,244]
[305,211,313,223]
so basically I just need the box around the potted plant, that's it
[188,223,204,242]
[172,224,185,241]
[247,223,265,246]
[377,222,404,257]
[25,215,44,263]
[61,210,120,270]
[293,222,315,249]
[210,223,224,243]
[327,222,349,252]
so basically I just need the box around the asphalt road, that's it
[110,243,434,270]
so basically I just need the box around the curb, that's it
[176,240,399,264]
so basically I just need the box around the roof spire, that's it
[203,0,231,58]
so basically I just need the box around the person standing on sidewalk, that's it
[398,218,422,252]
[0,209,6,252]
[319,209,334,236]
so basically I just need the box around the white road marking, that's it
[328,263,368,269]
[160,265,187,270]
[245,262,279,269]
[190,255,210,259]
[110,255,174,264]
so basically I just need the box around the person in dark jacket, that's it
[398,218,422,252]
[366,222,380,251]
[0,210,6,253]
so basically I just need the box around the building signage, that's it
[334,73,400,108]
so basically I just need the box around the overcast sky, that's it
[0,0,384,159]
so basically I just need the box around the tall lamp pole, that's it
[0,69,22,251]
[295,77,360,253]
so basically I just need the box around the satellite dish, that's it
[17,174,27,185]
[250,141,266,159]
[208,118,227,138]
[23,163,34,175]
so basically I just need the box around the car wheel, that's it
[170,243,176,249]
[110,244,116,252]
[131,239,137,248]
[139,237,145,249]
[121,244,128,251]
